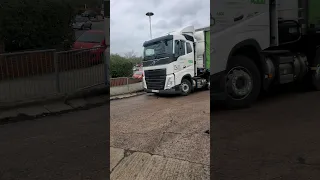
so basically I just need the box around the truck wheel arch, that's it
[181,74,192,82]
[227,39,266,80]
[180,74,193,91]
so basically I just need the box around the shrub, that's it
[110,54,134,78]
[110,54,143,78]
[0,0,75,52]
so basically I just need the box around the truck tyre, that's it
[224,55,261,109]
[180,78,192,96]
[311,48,320,90]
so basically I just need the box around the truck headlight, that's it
[143,77,147,88]
[166,77,174,88]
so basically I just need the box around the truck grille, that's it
[144,69,166,90]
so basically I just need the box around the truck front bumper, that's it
[211,71,227,100]
[144,85,180,94]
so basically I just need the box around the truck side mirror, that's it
[278,20,301,45]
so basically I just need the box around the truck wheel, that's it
[311,48,320,90]
[312,65,320,90]
[180,79,192,96]
[224,55,261,109]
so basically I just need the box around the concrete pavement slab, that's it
[110,152,209,180]
[110,147,124,171]
[110,152,151,180]
[17,106,49,116]
[110,91,210,166]
[44,102,73,113]
[110,92,145,101]
[136,155,209,180]
[85,96,106,105]
[0,110,19,119]
[67,99,88,108]
[110,130,164,153]
[154,133,210,166]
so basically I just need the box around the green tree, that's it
[110,54,134,78]
[109,50,145,78]
[124,50,143,65]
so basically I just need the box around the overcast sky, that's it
[110,0,210,56]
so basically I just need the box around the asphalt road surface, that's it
[110,91,210,178]
[75,21,104,39]
[0,105,109,180]
[3,84,320,179]
[212,87,320,180]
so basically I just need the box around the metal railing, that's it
[0,47,107,104]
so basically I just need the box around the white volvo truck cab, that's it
[142,26,210,95]
[211,0,320,108]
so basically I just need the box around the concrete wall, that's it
[110,82,143,96]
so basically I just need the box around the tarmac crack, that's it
[296,157,320,167]
[118,132,149,135]
[110,146,209,168]
[153,116,177,153]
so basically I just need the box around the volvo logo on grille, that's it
[150,60,158,66]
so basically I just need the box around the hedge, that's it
[110,54,142,78]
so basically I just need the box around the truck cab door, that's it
[184,41,194,70]
[174,40,194,78]
[177,40,187,70]
[174,40,192,71]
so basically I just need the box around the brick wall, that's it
[110,77,141,87]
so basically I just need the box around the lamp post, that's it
[146,12,154,39]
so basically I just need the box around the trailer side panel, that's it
[205,30,210,70]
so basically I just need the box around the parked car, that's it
[132,71,144,80]
[82,10,98,18]
[73,30,106,63]
[101,10,104,18]
[73,17,92,30]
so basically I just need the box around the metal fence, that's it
[0,47,107,104]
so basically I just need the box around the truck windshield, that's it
[143,39,173,60]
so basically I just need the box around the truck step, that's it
[261,50,290,54]
[280,74,294,84]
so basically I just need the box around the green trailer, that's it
[309,0,320,28]
[196,27,210,71]
[205,30,210,70]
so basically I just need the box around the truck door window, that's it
[180,40,186,56]
[174,40,180,57]
[186,42,192,54]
